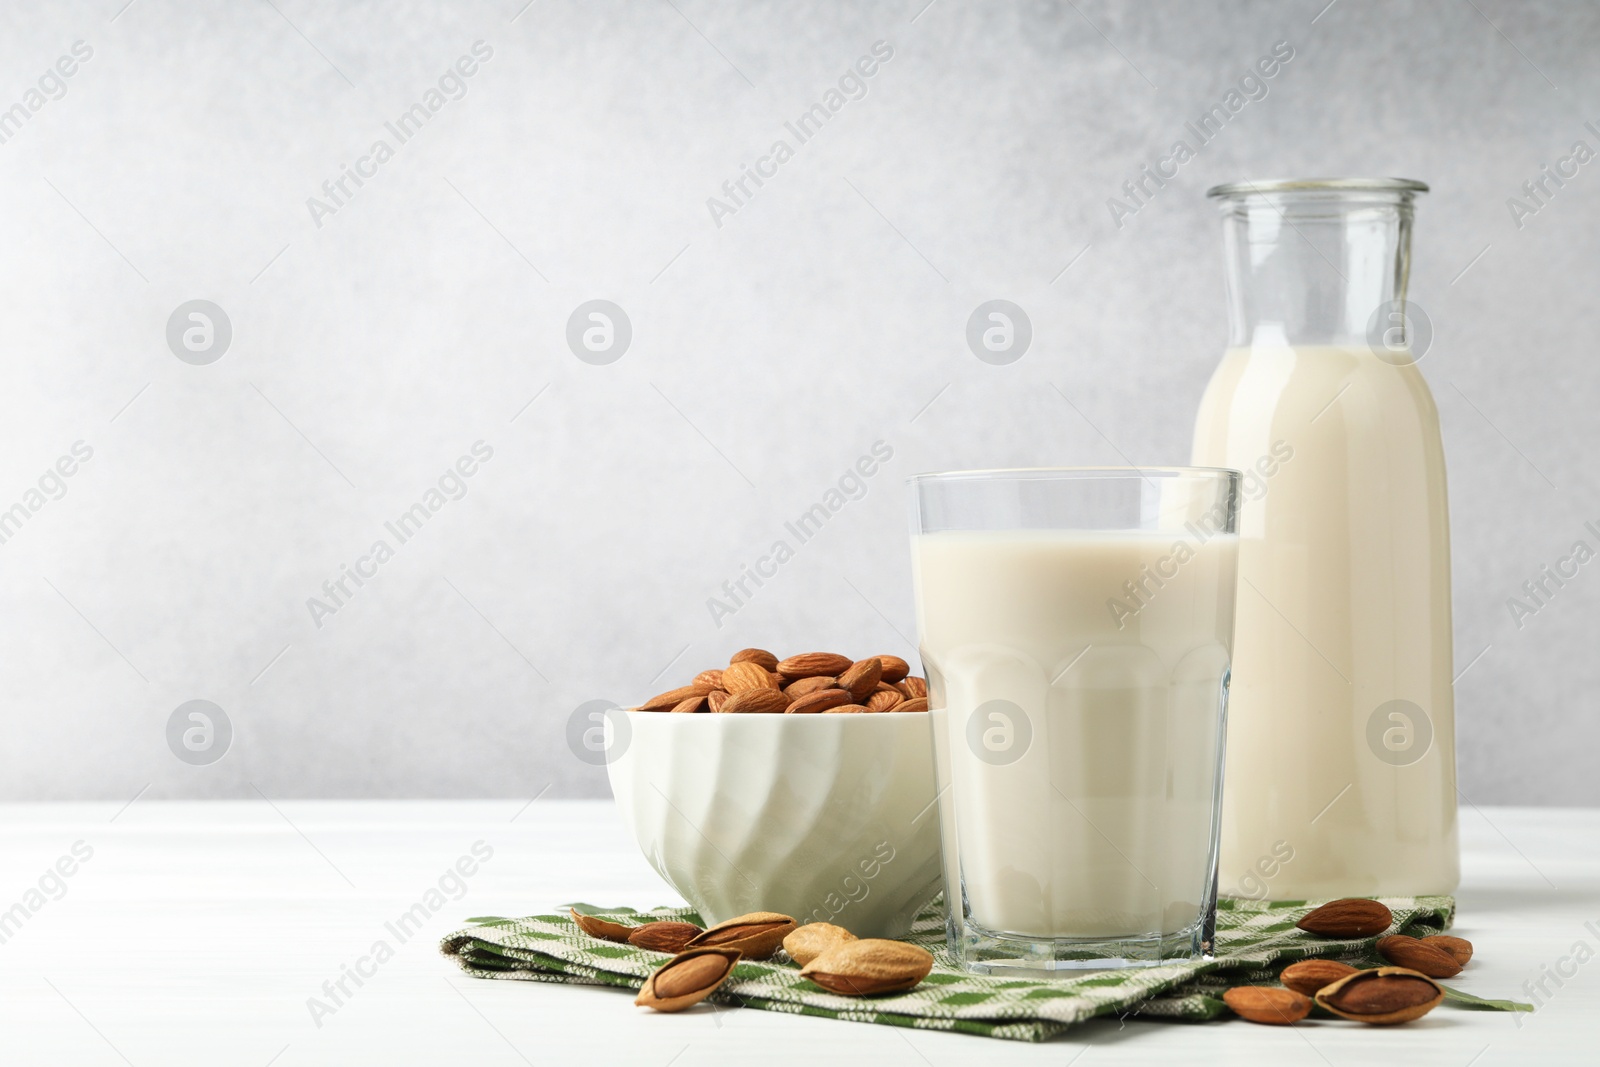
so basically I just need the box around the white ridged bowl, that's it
[606,711,942,939]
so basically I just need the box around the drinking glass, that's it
[909,468,1241,973]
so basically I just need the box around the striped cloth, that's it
[441,895,1518,1041]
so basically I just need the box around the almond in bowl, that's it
[610,648,941,939]
[632,650,928,716]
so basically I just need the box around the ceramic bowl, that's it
[606,710,942,939]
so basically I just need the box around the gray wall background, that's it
[2,0,1595,804]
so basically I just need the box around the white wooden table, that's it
[0,800,1592,1065]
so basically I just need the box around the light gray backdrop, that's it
[2,0,1595,804]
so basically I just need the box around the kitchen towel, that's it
[441,895,1526,1041]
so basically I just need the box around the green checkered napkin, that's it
[441,895,1523,1041]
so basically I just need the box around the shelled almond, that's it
[633,649,930,714]
[1420,934,1473,966]
[1278,958,1359,996]
[1376,934,1463,978]
[1295,898,1393,938]
[1222,986,1311,1025]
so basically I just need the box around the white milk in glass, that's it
[1193,343,1458,898]
[914,529,1237,939]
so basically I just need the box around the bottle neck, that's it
[1216,189,1419,351]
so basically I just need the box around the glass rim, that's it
[1206,176,1429,198]
[907,465,1241,486]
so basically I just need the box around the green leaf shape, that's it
[1440,984,1535,1012]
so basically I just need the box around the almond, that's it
[1279,958,1360,997]
[706,690,730,713]
[876,655,911,683]
[638,684,713,711]
[896,677,927,699]
[634,947,741,1012]
[787,689,855,714]
[822,704,870,714]
[895,697,929,713]
[687,912,796,959]
[782,923,857,966]
[1377,934,1462,978]
[1296,898,1393,938]
[723,661,778,693]
[800,939,933,996]
[729,648,779,671]
[1222,986,1311,1025]
[571,908,633,942]
[627,921,704,954]
[669,695,703,714]
[838,658,883,700]
[693,669,724,689]
[865,689,903,713]
[1314,966,1443,1024]
[719,689,788,715]
[784,676,837,699]
[777,652,854,679]
[1421,934,1473,966]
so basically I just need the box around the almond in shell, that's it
[686,912,796,959]
[783,923,857,966]
[719,689,788,715]
[800,939,933,996]
[571,908,633,942]
[634,948,741,1012]
[1313,966,1444,1024]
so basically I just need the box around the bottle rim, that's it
[1206,177,1429,198]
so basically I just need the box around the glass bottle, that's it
[1191,178,1459,899]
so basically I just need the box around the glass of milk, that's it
[909,468,1241,972]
